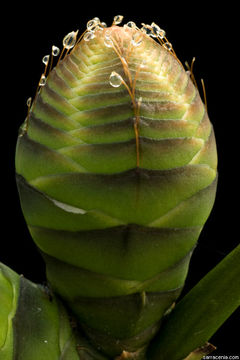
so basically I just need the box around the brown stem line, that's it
[110,31,142,168]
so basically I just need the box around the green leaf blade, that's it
[147,244,240,360]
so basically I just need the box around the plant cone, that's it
[15,24,217,357]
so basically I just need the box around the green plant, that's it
[1,15,239,360]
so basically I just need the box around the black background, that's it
[2,3,239,357]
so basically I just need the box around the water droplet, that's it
[109,71,123,87]
[150,22,161,38]
[42,55,50,65]
[131,32,143,47]
[113,15,123,25]
[63,30,79,49]
[140,23,152,36]
[104,34,113,48]
[93,17,100,24]
[163,42,173,51]
[87,18,99,31]
[158,29,166,39]
[105,30,111,39]
[52,45,60,56]
[39,74,46,86]
[125,21,136,29]
[84,31,95,41]
[26,97,32,107]
[44,340,48,344]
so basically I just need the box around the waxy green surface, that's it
[15,26,217,356]
[0,263,81,360]
[0,264,19,360]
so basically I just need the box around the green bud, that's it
[15,21,217,357]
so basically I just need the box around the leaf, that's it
[147,244,240,360]
[0,262,107,360]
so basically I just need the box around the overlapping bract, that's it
[0,263,82,360]
[15,26,217,357]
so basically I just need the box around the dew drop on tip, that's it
[125,21,136,29]
[158,29,166,39]
[84,31,95,41]
[63,30,78,49]
[87,19,98,31]
[104,30,112,39]
[151,22,161,37]
[113,15,124,25]
[109,71,123,87]
[42,55,50,65]
[26,97,32,107]
[39,74,46,86]
[141,23,152,36]
[163,42,173,51]
[52,45,60,56]
[104,35,113,48]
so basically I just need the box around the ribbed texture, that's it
[15,26,217,357]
